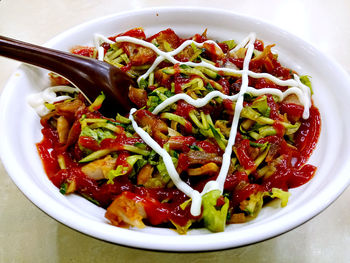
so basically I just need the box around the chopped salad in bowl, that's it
[30,27,320,234]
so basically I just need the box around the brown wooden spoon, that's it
[0,35,135,116]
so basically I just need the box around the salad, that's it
[31,28,321,234]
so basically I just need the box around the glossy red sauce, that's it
[234,139,256,170]
[273,121,285,137]
[109,28,146,41]
[293,105,321,167]
[71,46,95,58]
[254,39,264,51]
[280,102,304,123]
[174,100,196,119]
[218,43,229,53]
[266,94,282,120]
[36,29,322,229]
[224,171,249,191]
[36,128,60,178]
[227,57,244,69]
[196,140,220,154]
[133,187,200,226]
[217,78,230,95]
[146,28,181,49]
[192,33,208,43]
[174,74,191,94]
[177,153,190,173]
[231,184,263,207]
[37,99,320,228]
[38,124,206,226]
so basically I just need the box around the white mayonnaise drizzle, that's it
[28,34,113,115]
[129,108,202,215]
[94,34,115,61]
[114,36,222,83]
[119,32,312,216]
[113,35,310,119]
[213,34,254,196]
[27,86,78,116]
[27,31,312,216]
[230,33,253,54]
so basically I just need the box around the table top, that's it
[1,0,350,262]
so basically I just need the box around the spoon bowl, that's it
[0,35,135,116]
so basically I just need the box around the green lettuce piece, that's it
[156,159,168,177]
[126,155,146,179]
[251,95,270,117]
[170,219,192,235]
[208,124,227,151]
[156,157,177,183]
[206,82,215,92]
[222,40,237,50]
[122,145,150,156]
[106,165,128,184]
[88,92,105,112]
[270,188,291,207]
[240,106,274,125]
[126,155,144,167]
[241,191,265,217]
[129,159,148,179]
[160,112,197,133]
[133,142,147,149]
[147,150,159,165]
[147,96,161,112]
[59,183,67,195]
[80,126,115,143]
[201,190,229,232]
[241,188,291,217]
[115,113,131,124]
[300,75,313,95]
[148,87,168,98]
[79,149,112,163]
[108,155,148,181]
[134,159,147,172]
[139,78,148,89]
[258,125,276,138]
[44,102,55,111]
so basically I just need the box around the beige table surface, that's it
[1,0,350,262]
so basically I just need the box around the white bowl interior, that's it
[1,7,350,251]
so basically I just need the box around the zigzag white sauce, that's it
[97,32,312,216]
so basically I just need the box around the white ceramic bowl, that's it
[1,7,350,251]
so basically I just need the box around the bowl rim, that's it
[2,6,350,251]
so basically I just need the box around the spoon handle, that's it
[0,35,134,115]
[0,35,87,77]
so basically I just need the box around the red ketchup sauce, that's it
[37,101,320,227]
[37,123,199,226]
[36,29,322,229]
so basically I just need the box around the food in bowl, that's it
[29,27,320,234]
